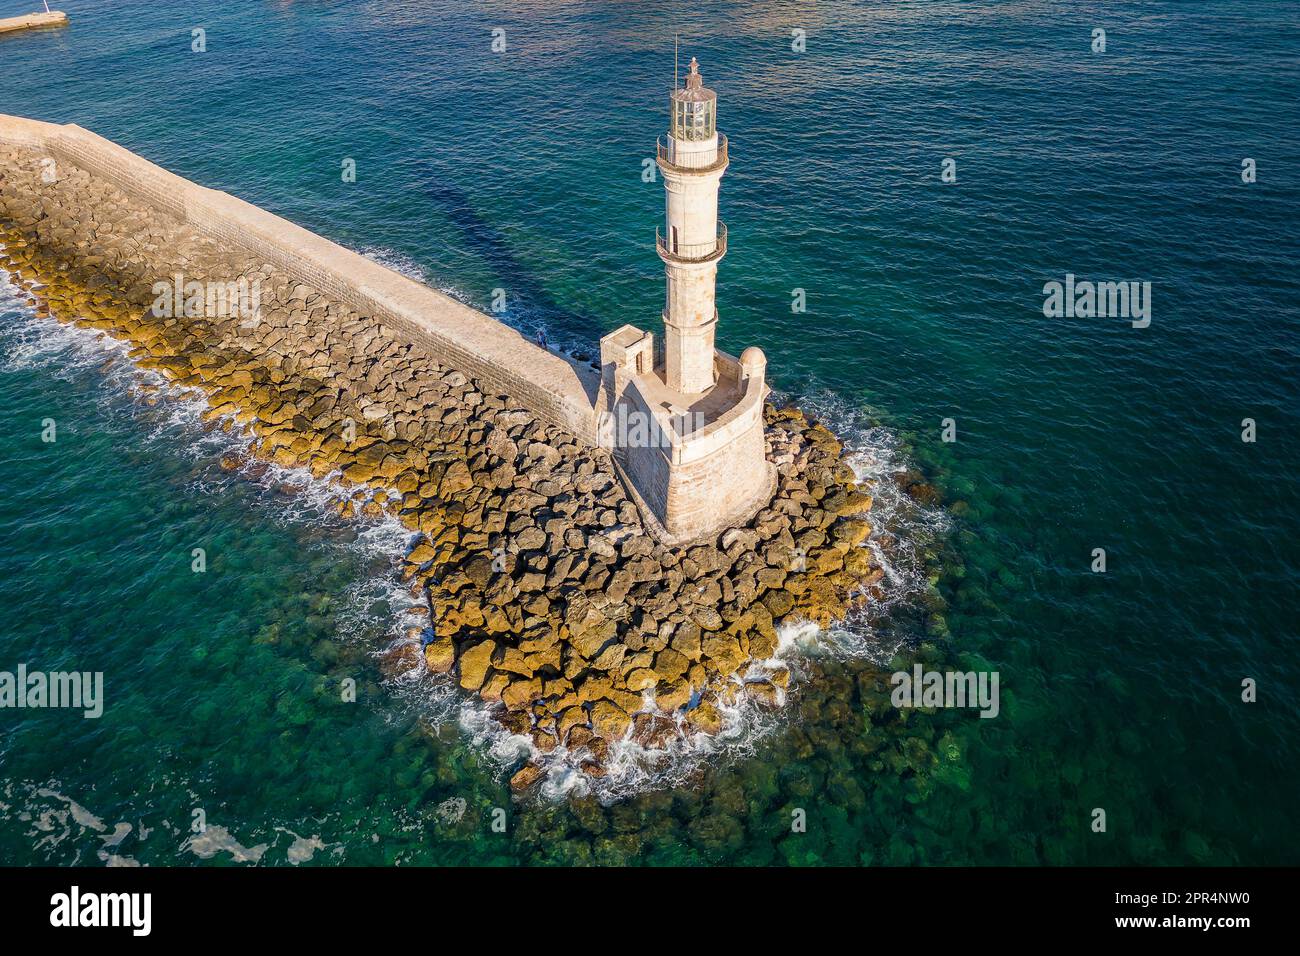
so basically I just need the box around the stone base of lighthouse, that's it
[599,326,775,544]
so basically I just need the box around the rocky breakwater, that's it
[0,144,882,789]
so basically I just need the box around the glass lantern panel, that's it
[671,98,717,141]
[679,101,713,141]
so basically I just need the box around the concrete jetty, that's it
[0,11,68,35]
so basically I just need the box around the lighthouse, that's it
[599,56,774,542]
[657,57,728,394]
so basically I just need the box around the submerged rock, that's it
[509,762,543,792]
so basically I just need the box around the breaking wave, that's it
[791,387,951,664]
[0,260,422,654]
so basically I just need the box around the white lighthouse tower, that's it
[599,56,774,543]
[658,57,727,394]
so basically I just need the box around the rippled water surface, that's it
[1,0,1297,864]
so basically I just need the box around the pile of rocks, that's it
[0,147,882,787]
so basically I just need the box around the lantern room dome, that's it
[672,58,716,102]
[670,57,718,142]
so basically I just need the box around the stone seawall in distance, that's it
[0,11,68,35]
[0,119,882,788]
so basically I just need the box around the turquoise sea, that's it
[1,0,1297,865]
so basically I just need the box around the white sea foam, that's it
[1,268,135,378]
[281,830,330,865]
[451,681,790,805]
[183,824,269,863]
[0,777,348,865]
[784,386,951,665]
[357,245,429,283]
[1,260,421,650]
[0,781,143,865]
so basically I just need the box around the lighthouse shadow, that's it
[415,170,598,350]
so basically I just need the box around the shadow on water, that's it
[414,166,597,340]
[413,165,605,405]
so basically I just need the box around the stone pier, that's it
[0,10,68,35]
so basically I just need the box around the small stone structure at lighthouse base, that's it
[600,58,775,543]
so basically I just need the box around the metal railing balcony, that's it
[656,222,727,263]
[656,134,728,173]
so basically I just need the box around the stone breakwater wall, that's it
[0,115,882,789]
[0,11,68,35]
[0,115,600,444]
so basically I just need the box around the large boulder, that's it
[588,700,631,741]
[457,640,495,691]
[423,637,455,674]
